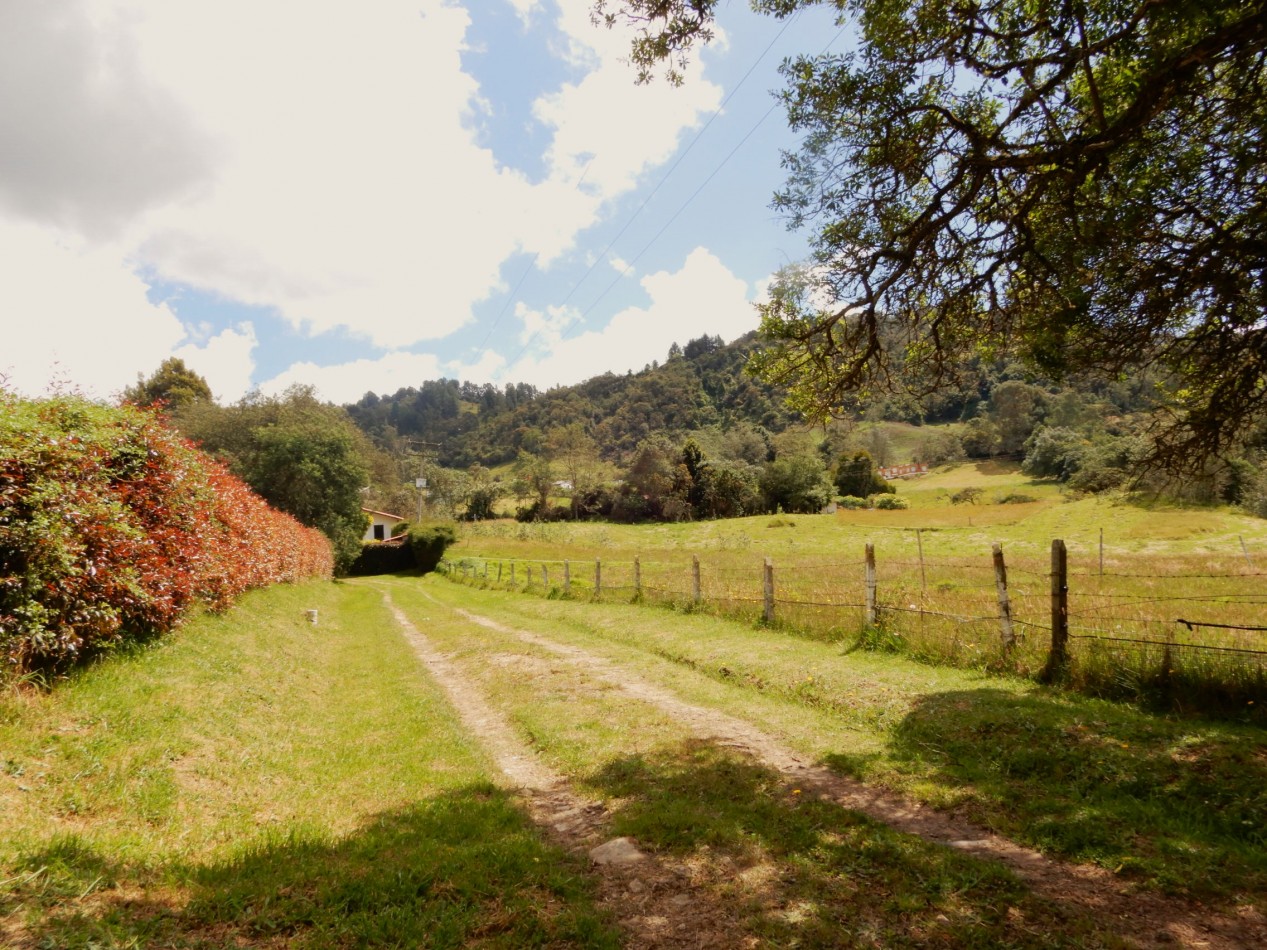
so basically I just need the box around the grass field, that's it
[448,462,1267,719]
[3,565,1264,946]
[391,576,1267,912]
[0,581,616,949]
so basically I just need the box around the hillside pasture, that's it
[449,465,1267,720]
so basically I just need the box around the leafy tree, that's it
[760,453,834,513]
[512,450,555,516]
[548,423,604,518]
[833,450,892,498]
[914,429,965,467]
[123,357,212,413]
[596,0,1267,469]
[462,464,502,521]
[178,386,369,573]
[989,381,1049,455]
[1023,427,1089,481]
[961,417,1000,459]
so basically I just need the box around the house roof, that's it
[361,507,405,521]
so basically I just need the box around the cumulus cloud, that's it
[257,351,449,406]
[0,1,214,238]
[0,220,186,398]
[172,322,257,403]
[508,246,758,387]
[533,2,724,203]
[2,0,740,398]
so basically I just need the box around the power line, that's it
[508,22,850,369]
[503,13,812,370]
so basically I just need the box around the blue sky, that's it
[2,0,849,405]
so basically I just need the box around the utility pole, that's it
[406,440,441,523]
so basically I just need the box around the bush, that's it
[0,394,332,673]
[871,494,909,509]
[837,495,868,509]
[348,539,414,576]
[950,486,985,505]
[995,492,1036,504]
[408,522,457,573]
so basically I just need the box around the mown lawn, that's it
[0,580,616,949]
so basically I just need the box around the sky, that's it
[1,0,849,406]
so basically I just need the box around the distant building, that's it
[361,507,405,542]
[878,463,929,480]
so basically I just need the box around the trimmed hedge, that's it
[1,393,332,673]
[408,523,457,573]
[349,538,414,576]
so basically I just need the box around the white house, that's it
[361,507,405,542]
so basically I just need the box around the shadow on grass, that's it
[583,738,1106,948]
[825,688,1267,900]
[6,784,618,949]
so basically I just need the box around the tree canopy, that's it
[595,0,1267,469]
[122,357,212,413]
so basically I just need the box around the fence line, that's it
[440,538,1267,714]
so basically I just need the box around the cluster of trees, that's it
[127,359,395,573]
[344,333,796,470]
[439,422,904,523]
[596,0,1267,474]
[0,391,332,672]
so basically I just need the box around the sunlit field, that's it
[451,463,1267,719]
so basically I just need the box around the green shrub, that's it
[871,494,909,510]
[349,539,414,576]
[0,393,332,673]
[837,495,868,509]
[408,522,457,573]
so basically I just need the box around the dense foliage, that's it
[122,357,214,414]
[0,393,332,673]
[175,386,372,573]
[597,0,1267,470]
[408,522,458,573]
[346,333,795,469]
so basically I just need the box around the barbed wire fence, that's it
[440,539,1267,719]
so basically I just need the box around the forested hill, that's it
[343,333,801,467]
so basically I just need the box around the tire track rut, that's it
[382,591,754,949]
[441,599,1264,950]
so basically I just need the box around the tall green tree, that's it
[123,357,212,413]
[596,0,1267,469]
[178,386,370,573]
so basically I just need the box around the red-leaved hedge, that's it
[0,392,332,672]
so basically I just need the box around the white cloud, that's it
[506,0,544,23]
[533,2,724,201]
[0,220,186,399]
[172,322,257,403]
[257,351,449,406]
[508,246,757,387]
[2,0,740,399]
[0,1,215,239]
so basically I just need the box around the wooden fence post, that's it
[916,529,927,594]
[510,561,516,586]
[865,543,878,626]
[526,565,532,588]
[542,564,549,589]
[564,560,571,595]
[634,556,642,598]
[595,559,601,598]
[497,561,503,583]
[763,558,775,624]
[692,555,702,606]
[1042,539,1069,682]
[992,543,1015,653]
